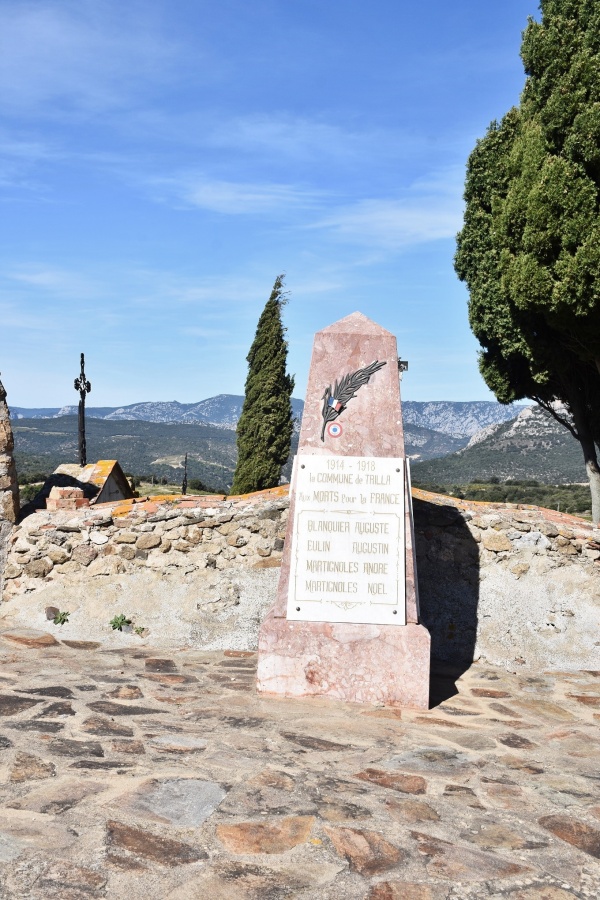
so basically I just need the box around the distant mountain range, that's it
[10,396,531,477]
[11,395,523,437]
[10,395,305,429]
[11,396,585,488]
[412,404,586,485]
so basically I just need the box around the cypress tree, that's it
[231,275,295,494]
[455,0,600,522]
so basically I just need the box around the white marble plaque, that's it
[287,454,406,625]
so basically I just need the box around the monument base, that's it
[257,612,430,710]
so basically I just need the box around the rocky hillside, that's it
[412,405,586,485]
[13,417,240,493]
[402,401,525,438]
[403,423,467,460]
[12,415,467,491]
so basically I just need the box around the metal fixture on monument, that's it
[74,353,91,467]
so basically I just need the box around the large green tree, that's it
[231,275,295,494]
[455,0,600,522]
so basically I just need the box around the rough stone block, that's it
[136,533,162,550]
[482,531,512,552]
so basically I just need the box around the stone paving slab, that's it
[0,634,599,899]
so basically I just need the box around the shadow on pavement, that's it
[413,497,480,709]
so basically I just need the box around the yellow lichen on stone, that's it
[227,485,290,500]
[88,460,118,488]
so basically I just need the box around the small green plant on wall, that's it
[109,614,132,631]
[53,611,70,625]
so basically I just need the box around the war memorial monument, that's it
[257,312,431,709]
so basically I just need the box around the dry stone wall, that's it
[0,486,598,670]
[413,490,600,673]
[0,491,288,651]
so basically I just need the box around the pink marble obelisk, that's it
[256,313,430,709]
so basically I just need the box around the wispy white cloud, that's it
[313,198,459,249]
[0,2,178,116]
[2,262,273,317]
[0,136,58,163]
[147,173,322,215]
[0,299,61,332]
[0,133,61,193]
[408,164,466,198]
[135,162,464,251]
[203,114,411,164]
[310,166,464,250]
[180,326,229,339]
[126,269,277,310]
[290,276,345,295]
[7,265,97,297]
[104,108,434,178]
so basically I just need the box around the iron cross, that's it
[74,352,91,467]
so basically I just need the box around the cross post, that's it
[182,452,188,495]
[74,353,91,466]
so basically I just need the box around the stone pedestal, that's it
[257,313,430,709]
[258,619,430,708]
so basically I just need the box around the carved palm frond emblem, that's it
[321,360,386,441]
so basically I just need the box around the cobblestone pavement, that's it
[0,630,599,899]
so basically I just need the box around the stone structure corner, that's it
[0,376,20,524]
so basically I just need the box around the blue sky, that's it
[0,0,540,407]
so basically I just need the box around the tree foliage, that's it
[455,0,600,521]
[413,480,593,517]
[231,275,295,494]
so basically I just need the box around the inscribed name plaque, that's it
[287,454,406,625]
